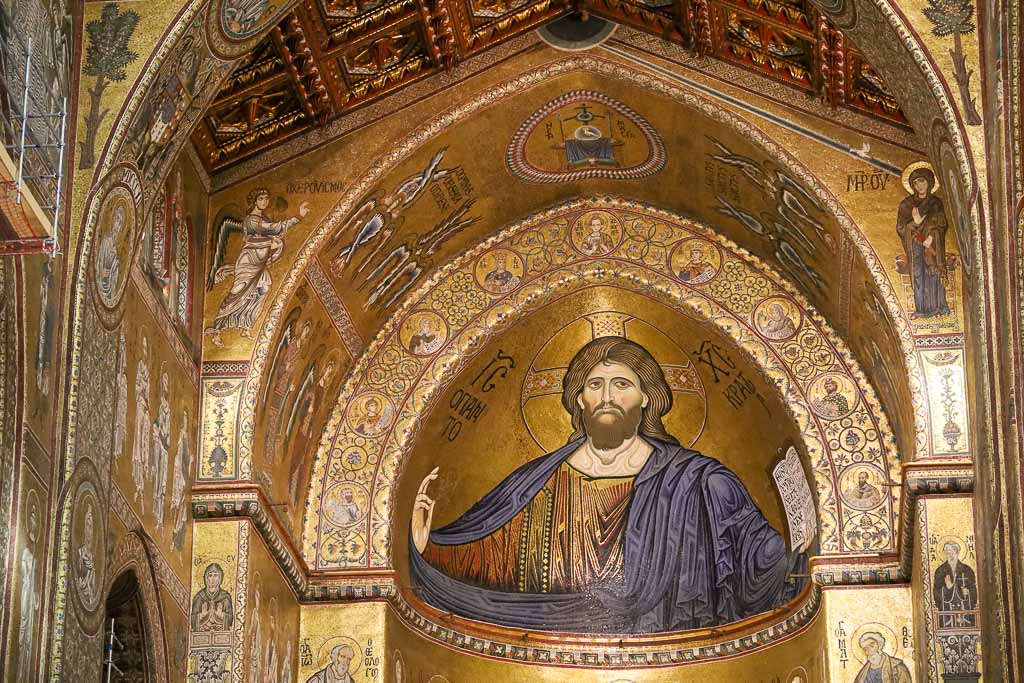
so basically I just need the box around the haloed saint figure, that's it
[410,336,808,634]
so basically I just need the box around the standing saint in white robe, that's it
[132,337,152,511]
[171,410,192,550]
[113,332,129,462]
[17,505,39,681]
[152,370,171,528]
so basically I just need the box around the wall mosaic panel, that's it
[187,520,248,683]
[917,495,983,681]
[305,198,900,569]
[299,602,387,683]
[824,585,916,682]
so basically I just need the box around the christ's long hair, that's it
[561,336,679,445]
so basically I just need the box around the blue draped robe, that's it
[410,437,807,633]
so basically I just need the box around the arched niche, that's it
[303,198,900,574]
[102,532,170,683]
[240,59,925,542]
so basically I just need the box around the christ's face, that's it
[578,361,647,450]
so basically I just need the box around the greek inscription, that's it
[693,341,735,384]
[704,159,741,202]
[431,168,476,211]
[440,351,515,442]
[472,350,515,393]
[845,169,891,192]
[835,620,849,669]
[364,638,379,679]
[285,179,345,194]
[299,638,314,667]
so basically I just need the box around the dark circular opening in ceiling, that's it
[538,14,617,51]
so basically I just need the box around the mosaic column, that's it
[187,519,248,683]
[915,495,983,682]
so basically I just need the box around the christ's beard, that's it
[583,402,643,450]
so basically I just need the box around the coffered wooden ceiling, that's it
[191,0,909,172]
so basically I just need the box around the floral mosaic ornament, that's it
[304,198,900,569]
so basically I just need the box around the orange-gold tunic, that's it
[422,462,635,593]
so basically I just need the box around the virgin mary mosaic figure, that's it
[896,166,951,318]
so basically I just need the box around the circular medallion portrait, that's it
[70,479,106,631]
[400,310,448,356]
[670,238,721,285]
[840,464,886,510]
[323,482,370,527]
[807,372,859,421]
[346,392,396,437]
[312,636,362,679]
[91,186,137,312]
[474,249,525,295]
[570,210,623,257]
[753,296,802,341]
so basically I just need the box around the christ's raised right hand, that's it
[412,466,439,554]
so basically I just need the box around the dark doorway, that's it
[103,571,149,682]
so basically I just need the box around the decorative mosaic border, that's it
[110,483,191,612]
[228,54,926,516]
[191,493,401,601]
[192,491,309,593]
[306,197,900,568]
[387,584,822,667]
[306,260,364,358]
[184,460,971,664]
[202,360,251,376]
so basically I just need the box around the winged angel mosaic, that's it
[410,336,810,634]
[205,190,310,346]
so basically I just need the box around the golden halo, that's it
[901,160,938,195]
[316,636,362,675]
[520,311,707,452]
[934,534,967,555]
[850,621,903,664]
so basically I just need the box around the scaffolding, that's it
[0,4,68,256]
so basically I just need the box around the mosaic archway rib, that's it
[237,55,928,498]
[304,198,900,569]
